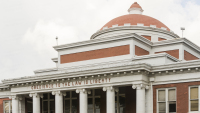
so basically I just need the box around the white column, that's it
[29,93,43,113]
[10,96,19,113]
[103,86,117,113]
[133,84,146,113]
[52,91,66,113]
[76,89,88,113]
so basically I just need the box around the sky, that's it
[0,0,200,80]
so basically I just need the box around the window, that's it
[42,93,55,113]
[3,100,12,113]
[157,88,176,113]
[88,89,101,113]
[64,91,78,113]
[189,86,199,112]
[115,87,126,113]
[26,99,32,113]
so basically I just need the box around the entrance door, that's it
[42,93,55,113]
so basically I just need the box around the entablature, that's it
[2,63,151,86]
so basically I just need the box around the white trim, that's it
[54,33,153,51]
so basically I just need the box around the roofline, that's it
[3,59,200,86]
[132,53,180,62]
[53,33,153,51]
[153,38,200,53]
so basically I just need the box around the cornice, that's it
[132,53,180,62]
[0,83,10,91]
[34,68,58,74]
[53,33,153,51]
[51,58,58,63]
[152,60,200,72]
[2,60,200,90]
[90,26,179,39]
[153,38,200,53]
[2,63,151,85]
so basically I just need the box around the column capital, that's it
[29,93,43,98]
[9,95,22,100]
[76,89,88,94]
[103,86,118,92]
[132,84,149,90]
[52,91,66,96]
[9,95,19,100]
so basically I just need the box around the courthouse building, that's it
[1,2,200,113]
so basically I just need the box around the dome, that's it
[100,2,170,31]
[101,14,170,31]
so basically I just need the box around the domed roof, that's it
[100,2,170,31]
[101,14,170,31]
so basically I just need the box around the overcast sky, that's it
[0,0,200,80]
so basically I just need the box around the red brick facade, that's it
[0,98,11,113]
[158,38,166,41]
[153,81,200,113]
[142,35,151,41]
[61,45,130,64]
[135,45,149,56]
[156,49,179,59]
[184,50,199,61]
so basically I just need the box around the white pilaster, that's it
[52,91,66,113]
[29,93,43,113]
[132,84,147,113]
[10,96,20,113]
[103,86,117,113]
[76,89,88,113]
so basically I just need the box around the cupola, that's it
[128,2,144,14]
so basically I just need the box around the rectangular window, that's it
[88,89,101,113]
[190,87,199,111]
[115,87,126,113]
[157,88,176,113]
[64,91,78,113]
[42,93,55,113]
[3,100,12,113]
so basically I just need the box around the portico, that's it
[10,84,149,113]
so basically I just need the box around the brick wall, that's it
[135,45,149,56]
[153,81,200,113]
[0,98,11,113]
[158,38,166,41]
[142,35,151,41]
[184,50,199,61]
[61,45,130,64]
[156,49,179,59]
